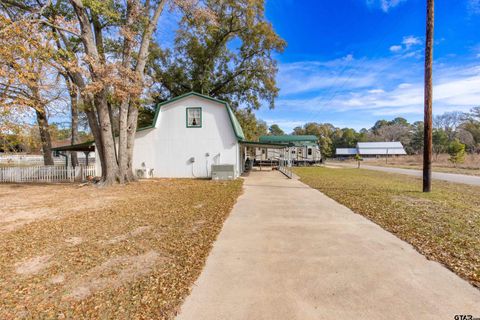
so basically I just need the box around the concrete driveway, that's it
[176,170,480,320]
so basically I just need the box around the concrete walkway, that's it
[177,171,480,320]
[333,162,480,186]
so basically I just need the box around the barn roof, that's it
[357,142,406,155]
[335,142,407,156]
[137,92,245,141]
[357,142,404,149]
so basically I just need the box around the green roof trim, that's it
[259,135,319,147]
[136,92,245,141]
[259,135,318,142]
[240,140,288,148]
[225,103,245,141]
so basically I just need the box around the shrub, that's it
[354,154,363,168]
[447,139,466,167]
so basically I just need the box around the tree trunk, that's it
[70,0,165,186]
[423,0,434,192]
[84,100,106,175]
[118,100,130,183]
[66,76,79,167]
[124,0,167,182]
[35,106,54,165]
[126,103,139,181]
[117,1,136,183]
[95,91,119,186]
[66,72,106,175]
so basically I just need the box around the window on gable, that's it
[186,107,202,128]
[308,148,312,155]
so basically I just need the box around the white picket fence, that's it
[0,165,96,183]
[0,154,95,166]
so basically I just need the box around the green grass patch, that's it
[295,167,480,288]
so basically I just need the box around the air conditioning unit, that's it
[136,168,154,179]
[136,169,146,178]
[211,164,235,180]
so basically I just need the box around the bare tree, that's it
[433,111,465,140]
[377,123,411,142]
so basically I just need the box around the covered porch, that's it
[239,141,293,178]
[51,141,95,167]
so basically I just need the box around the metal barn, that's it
[336,141,407,157]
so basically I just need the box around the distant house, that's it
[255,135,322,164]
[336,142,407,157]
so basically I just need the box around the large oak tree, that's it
[2,0,207,185]
[148,0,286,111]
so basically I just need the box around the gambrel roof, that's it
[137,92,245,141]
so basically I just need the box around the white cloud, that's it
[278,54,416,97]
[469,0,480,14]
[276,56,381,95]
[388,35,422,54]
[402,36,422,48]
[366,0,407,12]
[390,45,402,52]
[276,56,480,118]
[263,119,305,132]
[343,54,354,62]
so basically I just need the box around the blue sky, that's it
[253,0,480,132]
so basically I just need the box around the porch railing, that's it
[278,159,292,179]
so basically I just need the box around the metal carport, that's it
[239,141,293,178]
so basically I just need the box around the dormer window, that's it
[186,107,202,128]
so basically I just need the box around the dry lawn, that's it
[295,167,480,288]
[0,179,243,319]
[361,153,480,176]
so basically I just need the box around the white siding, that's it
[254,146,321,161]
[335,142,407,156]
[359,148,407,155]
[357,142,404,149]
[336,148,357,155]
[357,142,406,155]
[131,96,240,178]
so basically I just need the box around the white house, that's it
[96,92,246,178]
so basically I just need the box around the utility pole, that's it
[423,0,434,192]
